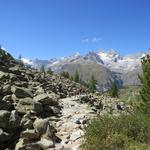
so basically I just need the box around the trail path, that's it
[53,96,96,150]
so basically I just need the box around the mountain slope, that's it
[55,59,119,90]
[22,49,148,89]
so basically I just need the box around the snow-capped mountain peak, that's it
[21,58,33,65]
[61,52,81,60]
[21,49,149,73]
[97,49,122,63]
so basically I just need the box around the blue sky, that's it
[0,0,150,59]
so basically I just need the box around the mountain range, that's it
[22,49,148,91]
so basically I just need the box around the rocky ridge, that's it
[0,48,128,150]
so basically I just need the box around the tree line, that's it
[40,64,120,95]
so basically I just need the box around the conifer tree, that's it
[40,65,45,73]
[74,70,80,83]
[65,71,70,79]
[109,82,119,98]
[70,75,74,81]
[88,75,97,93]
[47,67,53,75]
[60,71,70,79]
[139,54,150,113]
[18,54,22,60]
[18,54,24,66]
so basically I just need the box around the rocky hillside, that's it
[0,48,88,149]
[0,48,129,150]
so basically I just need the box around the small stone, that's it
[35,87,45,95]
[0,128,11,142]
[0,100,11,110]
[15,138,26,150]
[21,129,39,140]
[38,138,54,149]
[21,115,33,129]
[51,106,60,114]
[70,130,84,141]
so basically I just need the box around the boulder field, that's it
[0,48,128,150]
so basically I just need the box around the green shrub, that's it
[83,113,150,150]
[139,54,150,114]
[74,69,80,83]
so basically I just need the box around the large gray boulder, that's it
[33,94,51,105]
[15,138,43,150]
[11,86,33,98]
[21,129,39,140]
[33,93,58,105]
[33,118,49,135]
[16,98,43,114]
[9,66,21,75]
[21,113,34,129]
[0,110,10,129]
[9,73,18,81]
[9,110,21,129]
[37,138,54,149]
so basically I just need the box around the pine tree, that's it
[18,54,24,66]
[109,82,119,98]
[139,54,150,114]
[60,71,70,78]
[70,75,74,81]
[65,71,70,79]
[88,75,97,93]
[40,65,45,73]
[74,70,80,83]
[47,67,53,75]
[18,54,22,60]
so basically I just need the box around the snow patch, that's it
[21,58,33,65]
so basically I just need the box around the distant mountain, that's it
[22,49,148,89]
